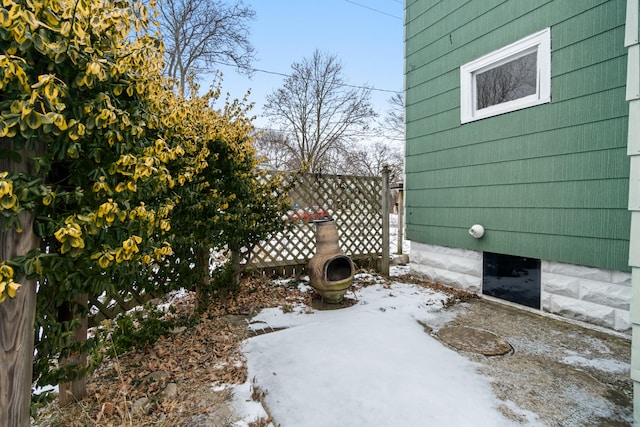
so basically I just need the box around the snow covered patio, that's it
[230,271,632,427]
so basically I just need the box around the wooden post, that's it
[381,166,390,276]
[396,184,404,255]
[0,214,38,427]
[0,142,41,427]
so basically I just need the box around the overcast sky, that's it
[208,0,404,130]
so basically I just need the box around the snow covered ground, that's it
[228,213,632,427]
[230,274,546,427]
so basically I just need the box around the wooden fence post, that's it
[381,166,390,276]
[396,183,404,255]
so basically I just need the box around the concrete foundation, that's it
[410,242,632,332]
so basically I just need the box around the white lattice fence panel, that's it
[248,172,383,274]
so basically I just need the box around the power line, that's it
[344,0,402,20]
[252,126,401,142]
[213,61,402,94]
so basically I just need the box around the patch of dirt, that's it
[436,325,513,356]
[32,276,311,427]
[421,298,633,426]
[393,274,479,306]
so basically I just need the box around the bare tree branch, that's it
[156,0,255,94]
[254,129,297,170]
[345,140,404,181]
[375,92,404,142]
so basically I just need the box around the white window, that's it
[460,28,551,123]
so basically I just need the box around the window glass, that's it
[476,51,537,110]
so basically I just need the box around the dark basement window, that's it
[482,252,541,309]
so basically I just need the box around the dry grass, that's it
[393,274,479,306]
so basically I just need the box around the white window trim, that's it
[460,28,551,124]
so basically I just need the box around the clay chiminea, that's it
[307,219,355,303]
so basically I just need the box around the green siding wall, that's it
[405,0,631,271]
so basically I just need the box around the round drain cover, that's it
[437,325,512,356]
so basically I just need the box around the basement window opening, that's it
[482,252,541,309]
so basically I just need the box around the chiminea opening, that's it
[325,256,353,281]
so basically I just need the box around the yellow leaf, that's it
[7,281,19,297]
[69,236,85,248]
[72,21,86,39]
[22,10,41,31]
[42,193,54,206]
[44,10,60,27]
[66,143,80,158]
[0,264,14,279]
[97,254,111,269]
[52,113,67,130]
[44,83,59,101]
[0,179,12,197]
[53,228,65,242]
[0,194,17,210]
[60,21,71,37]
[0,8,11,26]
[24,110,42,130]
[20,105,32,119]
[87,61,100,75]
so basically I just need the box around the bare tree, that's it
[346,140,404,181]
[157,0,255,94]
[254,129,295,170]
[332,92,406,180]
[263,49,377,173]
[380,92,404,142]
